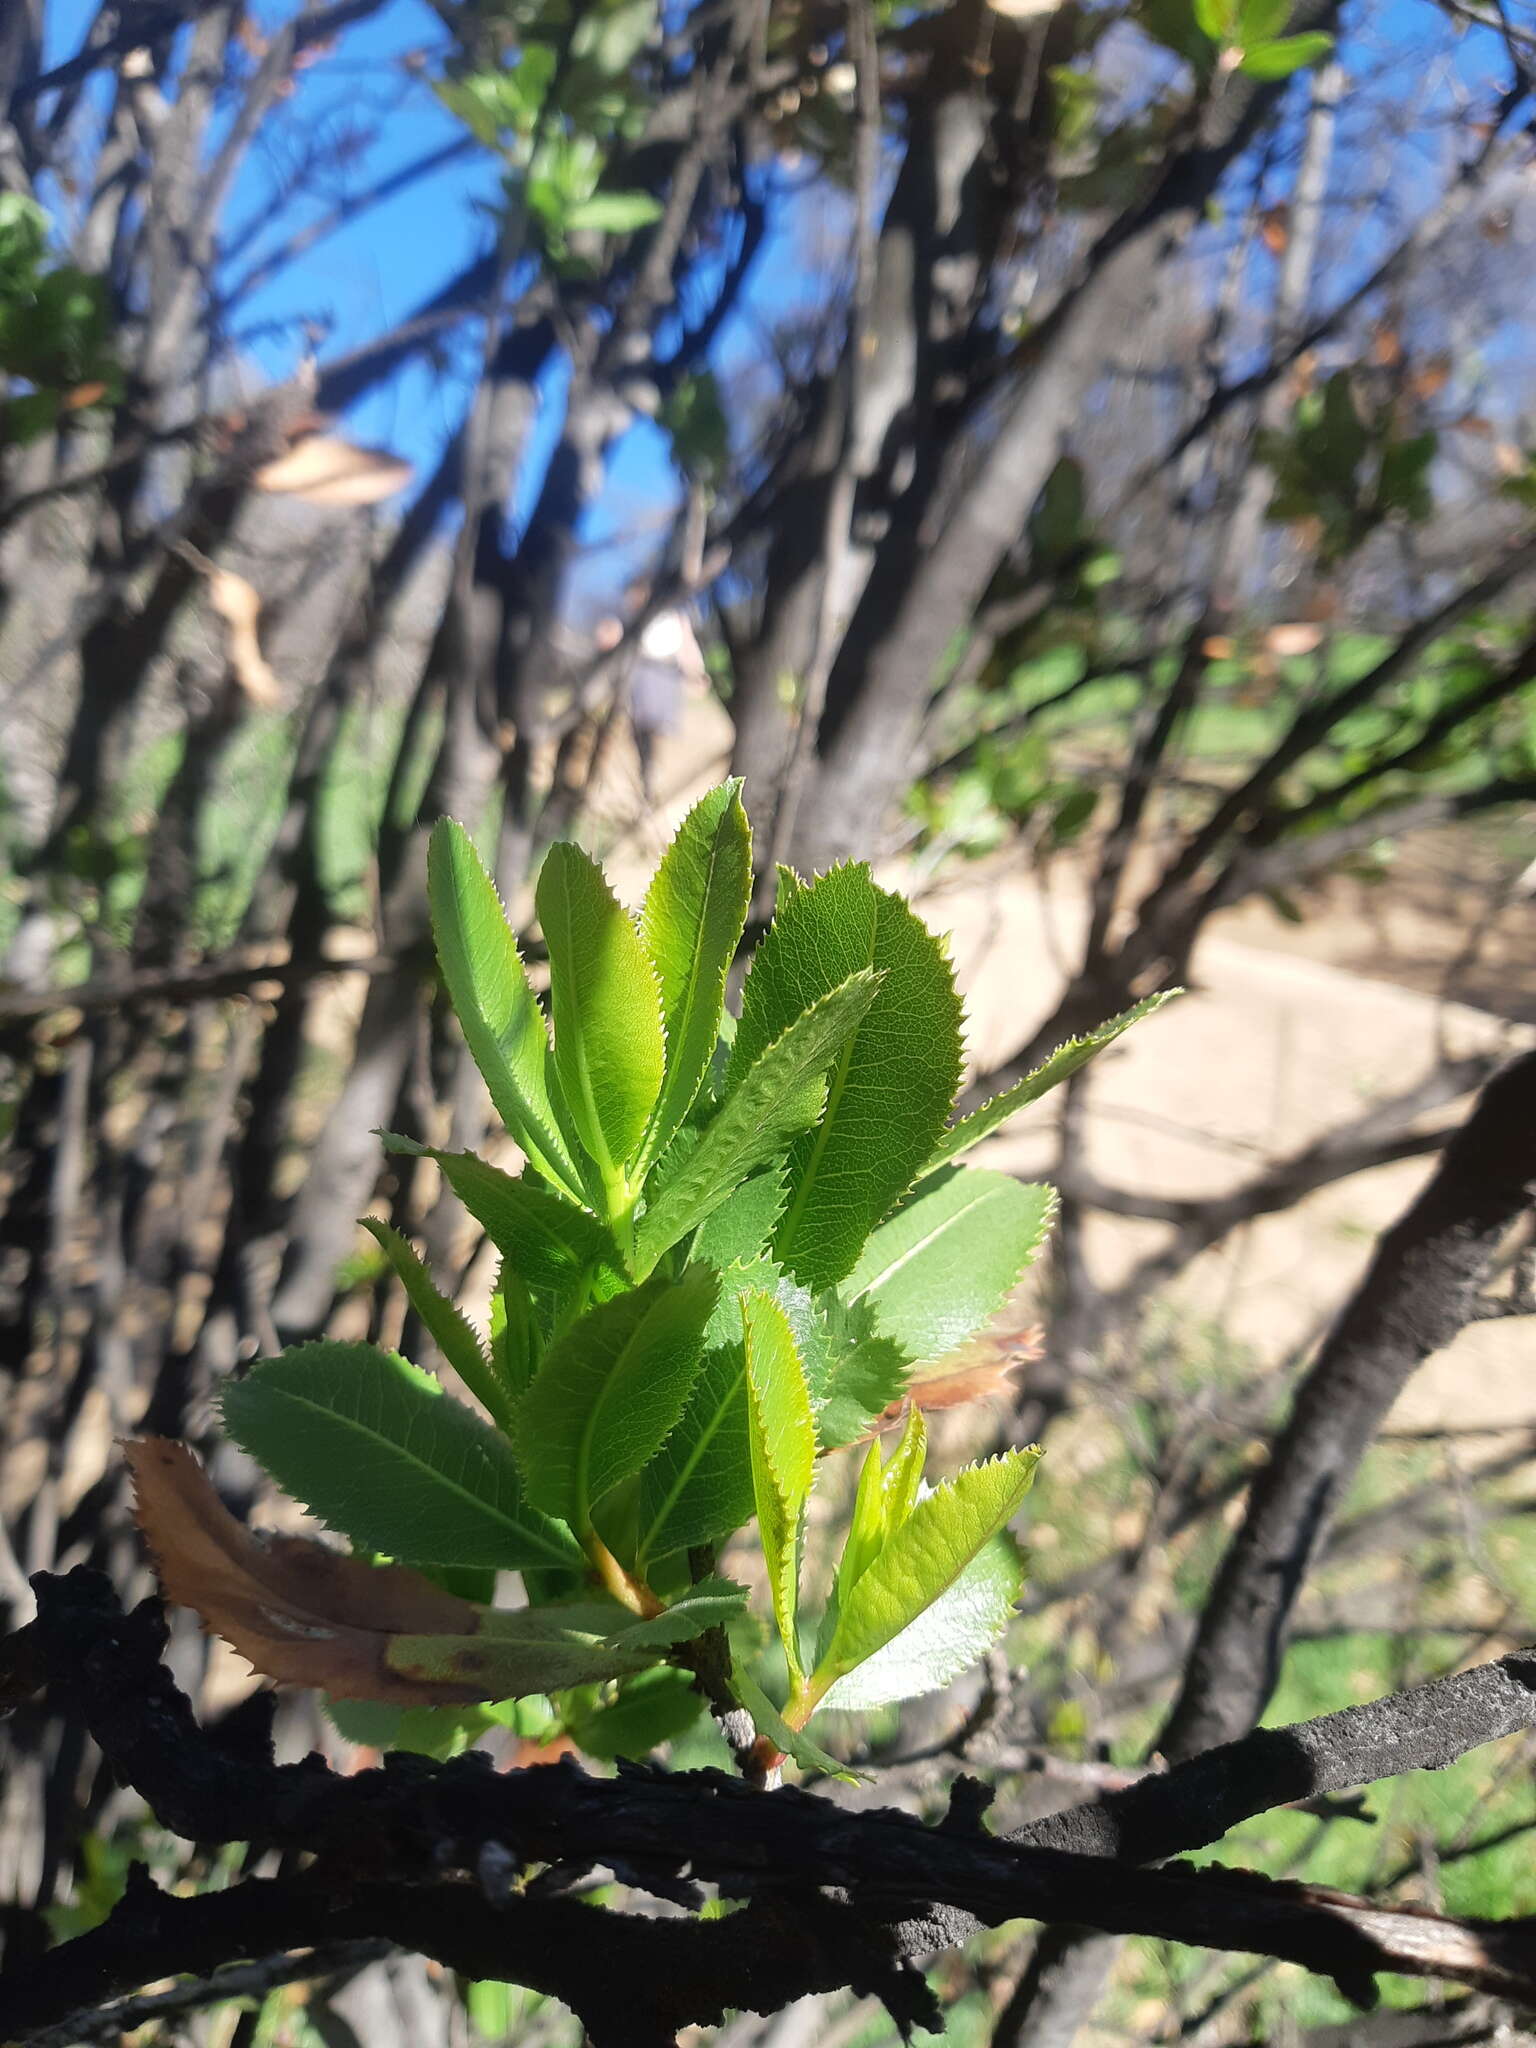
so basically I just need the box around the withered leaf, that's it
[253,433,412,506]
[859,1329,1045,1439]
[126,1440,738,1708]
[125,1437,489,1704]
[205,567,285,709]
[1263,622,1324,657]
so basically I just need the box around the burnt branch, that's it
[1161,1048,1536,1761]
[4,1571,1536,2044]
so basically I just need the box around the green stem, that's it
[780,1673,825,1732]
[583,1530,664,1619]
[602,1167,642,1273]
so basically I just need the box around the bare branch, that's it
[9,1569,1536,2046]
[1161,1050,1536,1761]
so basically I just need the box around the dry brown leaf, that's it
[204,567,285,709]
[1369,324,1403,368]
[1202,636,1237,660]
[1259,206,1289,257]
[1264,622,1324,657]
[126,1438,487,1704]
[62,381,109,412]
[513,1733,581,1768]
[905,1351,1033,1415]
[850,1329,1047,1443]
[253,433,412,506]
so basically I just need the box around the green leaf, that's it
[565,189,665,233]
[388,1141,625,1331]
[490,1262,539,1399]
[359,1219,515,1434]
[1029,457,1087,564]
[428,821,582,1200]
[635,1258,787,1564]
[818,1407,926,1669]
[639,781,752,1168]
[810,1450,1039,1699]
[877,1402,928,1540]
[836,1438,889,1609]
[731,1665,859,1781]
[1192,0,1234,40]
[730,865,964,1292]
[636,1344,750,1563]
[742,1289,816,1685]
[221,1342,582,1571]
[1137,0,1217,64]
[842,1169,1057,1367]
[326,1697,489,1759]
[810,1294,911,1451]
[386,1581,742,1701]
[564,1666,704,1760]
[1236,0,1291,42]
[570,0,655,75]
[515,1268,717,1529]
[633,969,882,1274]
[819,1530,1023,1712]
[613,1573,747,1649]
[690,1166,788,1271]
[925,992,1176,1172]
[659,370,730,485]
[1236,28,1332,71]
[536,840,665,1187]
[1376,430,1436,520]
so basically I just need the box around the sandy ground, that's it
[603,693,1535,1432]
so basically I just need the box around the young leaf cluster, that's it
[191,782,1166,1769]
[1141,0,1333,77]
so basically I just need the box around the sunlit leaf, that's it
[537,840,665,1187]
[925,992,1175,1172]
[742,1289,816,1684]
[565,189,665,233]
[843,1168,1056,1366]
[359,1218,515,1434]
[730,865,964,1291]
[221,1342,581,1571]
[633,969,881,1274]
[811,1450,1039,1699]
[1237,29,1333,72]
[385,1140,624,1331]
[428,820,583,1200]
[819,1530,1023,1711]
[514,1268,717,1529]
[639,780,752,1167]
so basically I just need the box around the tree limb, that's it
[6,1569,1536,2044]
[1161,1049,1536,1761]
